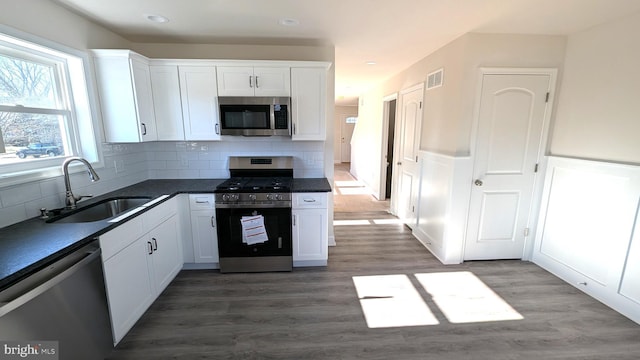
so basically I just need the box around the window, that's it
[345,116,358,124]
[0,28,100,183]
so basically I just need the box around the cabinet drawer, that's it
[100,216,144,260]
[293,193,327,208]
[143,197,177,232]
[189,194,215,210]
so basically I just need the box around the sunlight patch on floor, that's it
[334,219,372,226]
[337,187,373,195]
[335,180,364,187]
[415,271,523,324]
[352,275,439,328]
[372,218,403,225]
[334,219,403,226]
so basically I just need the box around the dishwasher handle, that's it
[0,240,102,317]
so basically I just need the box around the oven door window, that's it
[220,105,270,129]
[216,207,292,257]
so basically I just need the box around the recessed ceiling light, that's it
[146,14,169,23]
[279,18,300,26]
[365,61,377,65]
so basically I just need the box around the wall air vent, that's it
[427,68,443,89]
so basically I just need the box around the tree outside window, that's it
[0,50,70,164]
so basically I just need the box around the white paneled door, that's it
[464,72,553,260]
[396,84,423,228]
[340,115,356,163]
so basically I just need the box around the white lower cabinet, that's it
[292,193,328,266]
[188,194,219,266]
[100,199,181,344]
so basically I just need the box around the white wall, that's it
[334,105,358,164]
[0,0,144,227]
[351,88,385,192]
[0,0,130,50]
[0,1,336,228]
[146,140,326,179]
[550,11,640,164]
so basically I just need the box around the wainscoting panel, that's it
[533,156,640,324]
[413,151,472,264]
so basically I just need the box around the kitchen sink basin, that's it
[47,197,152,223]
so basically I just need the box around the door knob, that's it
[474,179,483,186]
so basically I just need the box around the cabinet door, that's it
[179,66,220,140]
[102,236,155,344]
[131,59,158,142]
[292,208,328,262]
[253,67,290,96]
[150,65,185,140]
[149,215,182,293]
[216,66,255,96]
[93,52,155,143]
[291,67,327,140]
[191,209,219,263]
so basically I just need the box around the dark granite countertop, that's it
[0,178,331,292]
[292,178,332,192]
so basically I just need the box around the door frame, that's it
[340,113,357,163]
[465,67,558,261]
[378,93,398,201]
[391,83,424,221]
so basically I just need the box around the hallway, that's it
[333,163,389,213]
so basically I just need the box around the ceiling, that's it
[54,0,640,105]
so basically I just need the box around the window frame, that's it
[0,25,103,186]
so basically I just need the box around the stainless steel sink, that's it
[47,197,152,223]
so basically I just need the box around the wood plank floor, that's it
[107,211,640,359]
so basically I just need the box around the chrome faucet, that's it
[62,157,100,209]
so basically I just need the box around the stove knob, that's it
[222,194,229,202]
[231,194,239,201]
[275,194,282,201]
[249,194,257,201]
[266,194,274,201]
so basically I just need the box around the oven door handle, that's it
[215,202,291,209]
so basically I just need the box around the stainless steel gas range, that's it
[214,156,294,273]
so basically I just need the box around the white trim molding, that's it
[532,156,640,325]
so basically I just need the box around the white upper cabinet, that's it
[149,65,185,140]
[216,66,290,96]
[291,67,327,141]
[92,50,158,143]
[179,66,221,141]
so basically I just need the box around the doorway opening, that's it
[383,99,397,199]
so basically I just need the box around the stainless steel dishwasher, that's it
[0,239,113,360]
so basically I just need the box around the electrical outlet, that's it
[114,159,124,174]
[180,155,189,167]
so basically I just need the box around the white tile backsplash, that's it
[0,138,326,227]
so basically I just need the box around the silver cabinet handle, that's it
[215,123,220,135]
[141,123,147,135]
[211,216,215,228]
[293,123,296,135]
[147,241,153,255]
[474,179,484,186]
[255,76,259,88]
[303,199,316,203]
[152,238,158,251]
[249,75,253,88]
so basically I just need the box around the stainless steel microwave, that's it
[219,97,291,136]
